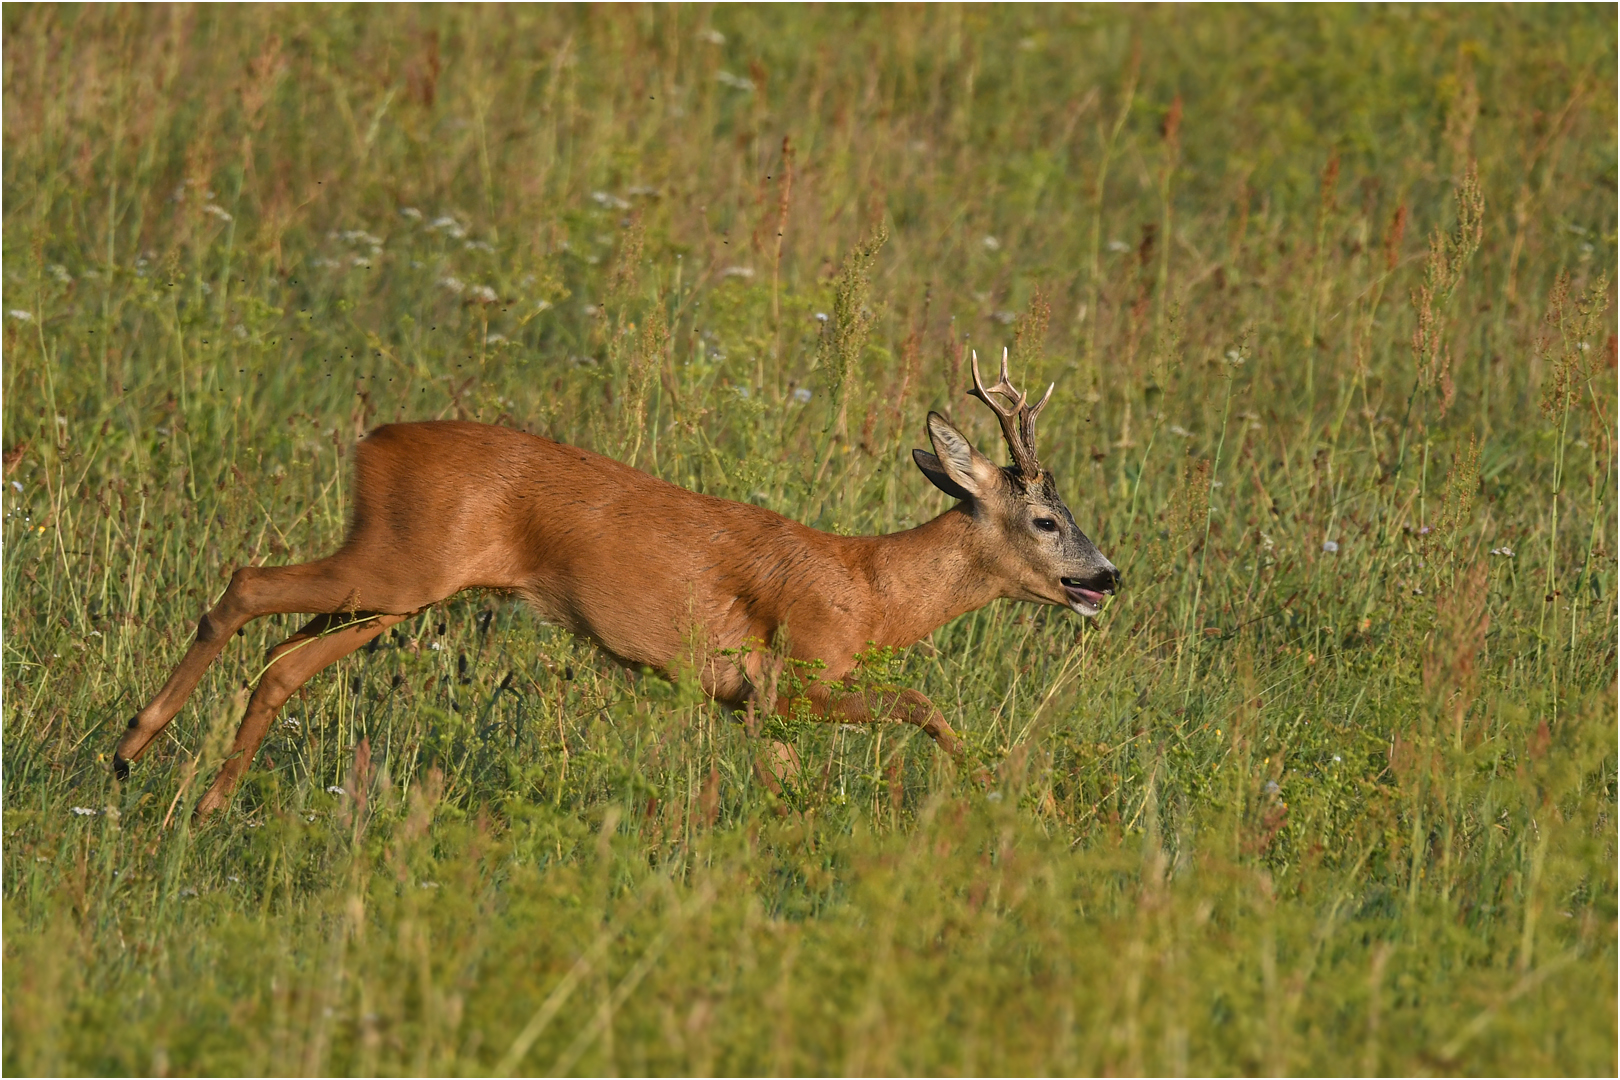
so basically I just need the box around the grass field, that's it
[2,5,1616,1075]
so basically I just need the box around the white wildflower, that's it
[1490,546,1515,558]
[721,265,754,279]
[982,235,1001,251]
[49,264,71,283]
[429,216,467,239]
[400,207,423,221]
[590,191,631,210]
[698,27,725,44]
[793,387,813,403]
[1107,239,1130,253]
[715,70,754,92]
[9,310,33,322]
[326,785,346,796]
[1322,540,1339,553]
[203,203,233,222]
[468,284,498,303]
[71,806,98,816]
[440,276,466,294]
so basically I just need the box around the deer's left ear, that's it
[922,412,1001,500]
[913,449,973,500]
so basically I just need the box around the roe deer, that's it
[114,349,1118,816]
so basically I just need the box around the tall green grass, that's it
[3,5,1615,1074]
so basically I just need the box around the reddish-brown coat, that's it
[115,361,1118,817]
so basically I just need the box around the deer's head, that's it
[913,349,1119,617]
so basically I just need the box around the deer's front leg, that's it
[803,683,965,758]
[742,697,803,796]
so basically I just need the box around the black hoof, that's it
[112,754,130,782]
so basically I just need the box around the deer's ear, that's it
[913,449,974,500]
[925,412,1000,499]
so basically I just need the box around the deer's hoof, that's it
[112,754,131,782]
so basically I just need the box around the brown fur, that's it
[115,391,1117,816]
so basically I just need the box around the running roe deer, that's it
[114,349,1119,816]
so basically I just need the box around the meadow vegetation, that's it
[3,5,1616,1074]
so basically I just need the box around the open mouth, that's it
[1061,578,1112,618]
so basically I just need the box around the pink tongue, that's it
[1072,587,1105,605]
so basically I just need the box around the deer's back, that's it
[346,421,873,686]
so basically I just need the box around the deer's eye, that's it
[1034,517,1059,533]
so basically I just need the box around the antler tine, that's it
[1027,382,1055,425]
[996,346,1015,395]
[968,348,1023,417]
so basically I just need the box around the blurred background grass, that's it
[2,4,1615,1074]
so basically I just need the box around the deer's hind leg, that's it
[115,556,437,778]
[193,611,407,818]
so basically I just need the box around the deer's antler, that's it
[969,347,1053,480]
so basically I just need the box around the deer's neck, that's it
[850,507,1003,649]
